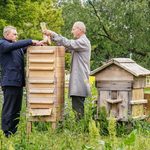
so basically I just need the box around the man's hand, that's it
[32,40,44,46]
[32,40,38,46]
[35,41,45,46]
[43,30,55,37]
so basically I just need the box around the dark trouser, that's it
[1,86,23,137]
[71,96,85,120]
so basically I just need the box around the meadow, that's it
[0,81,150,150]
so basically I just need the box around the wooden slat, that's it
[130,99,147,105]
[29,109,52,116]
[106,99,123,104]
[132,115,147,119]
[29,63,54,69]
[97,81,132,90]
[29,54,54,60]
[29,67,54,71]
[28,93,55,98]
[29,97,54,104]
[29,70,54,78]
[29,88,54,94]
[99,87,131,91]
[29,83,55,89]
[29,104,53,109]
[28,116,56,122]
[29,59,54,63]
[29,79,54,84]
[29,49,54,54]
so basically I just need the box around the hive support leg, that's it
[27,121,32,135]
[52,122,57,129]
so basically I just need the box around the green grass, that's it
[144,87,150,94]
[0,86,150,150]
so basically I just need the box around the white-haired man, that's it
[44,21,91,120]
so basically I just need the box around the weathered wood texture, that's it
[91,58,150,121]
[91,58,150,77]
[131,88,147,117]
[99,90,130,121]
[95,64,133,81]
[144,94,150,115]
[96,81,132,91]
[26,46,65,132]
[133,77,145,88]
[132,89,144,100]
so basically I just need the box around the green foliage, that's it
[123,129,137,146]
[97,106,109,135]
[88,119,105,150]
[60,0,150,70]
[65,53,71,70]
[0,88,150,149]
[0,129,4,149]
[116,122,133,136]
[89,119,100,140]
[108,115,117,139]
[0,0,63,39]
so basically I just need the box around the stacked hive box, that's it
[26,46,65,132]
[91,58,150,121]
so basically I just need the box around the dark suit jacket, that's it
[0,38,32,87]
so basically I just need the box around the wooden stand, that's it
[26,46,65,133]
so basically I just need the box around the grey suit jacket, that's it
[52,33,91,97]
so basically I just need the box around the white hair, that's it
[73,21,86,33]
[3,26,16,37]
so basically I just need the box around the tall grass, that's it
[0,86,150,150]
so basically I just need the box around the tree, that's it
[60,0,150,70]
[0,0,64,39]
[88,0,150,69]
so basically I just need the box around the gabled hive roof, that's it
[91,58,150,77]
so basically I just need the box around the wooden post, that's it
[27,122,32,134]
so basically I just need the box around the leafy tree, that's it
[0,0,64,39]
[60,0,150,70]
[87,0,150,69]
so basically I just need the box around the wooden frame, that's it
[26,46,65,133]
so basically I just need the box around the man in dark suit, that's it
[0,26,42,137]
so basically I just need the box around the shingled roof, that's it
[91,58,150,77]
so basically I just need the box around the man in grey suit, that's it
[44,21,91,119]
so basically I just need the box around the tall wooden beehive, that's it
[26,46,65,131]
[91,58,150,121]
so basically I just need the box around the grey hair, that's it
[73,21,86,33]
[3,26,16,37]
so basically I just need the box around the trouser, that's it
[1,86,23,137]
[71,96,85,120]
